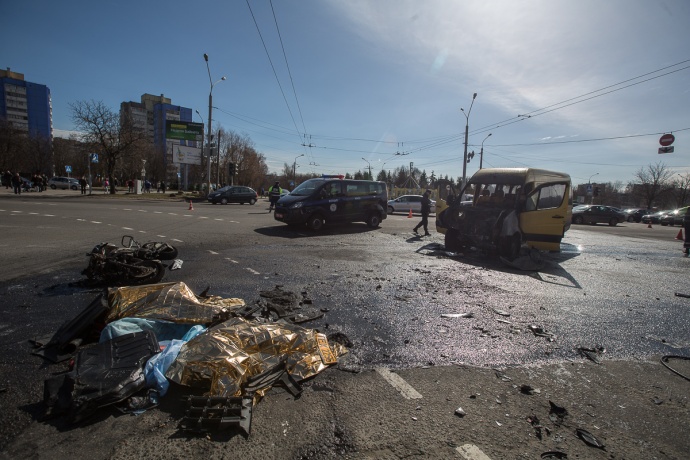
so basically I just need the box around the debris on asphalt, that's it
[674,292,690,298]
[492,308,511,317]
[500,248,545,271]
[577,346,605,364]
[527,415,550,440]
[170,259,183,270]
[494,370,512,382]
[529,325,555,341]
[660,355,690,381]
[441,312,474,319]
[540,451,568,459]
[30,282,347,436]
[520,384,540,395]
[576,428,606,449]
[454,406,466,417]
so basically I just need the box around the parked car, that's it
[623,208,651,223]
[48,176,79,190]
[387,195,436,215]
[571,205,626,226]
[660,206,690,226]
[207,186,258,205]
[641,210,672,225]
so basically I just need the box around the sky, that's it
[2,0,689,186]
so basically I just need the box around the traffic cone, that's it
[408,209,413,218]
[188,200,194,211]
[676,229,683,240]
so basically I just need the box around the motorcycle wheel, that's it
[126,260,166,285]
[141,242,178,260]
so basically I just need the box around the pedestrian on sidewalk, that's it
[11,173,22,195]
[79,176,87,194]
[413,189,432,236]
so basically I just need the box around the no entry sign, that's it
[659,133,675,146]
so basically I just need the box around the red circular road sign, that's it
[659,133,675,146]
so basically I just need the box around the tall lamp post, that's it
[588,172,599,204]
[293,154,304,185]
[361,157,372,180]
[479,133,492,170]
[461,92,477,188]
[203,53,226,197]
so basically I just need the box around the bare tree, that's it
[672,173,690,207]
[630,162,675,209]
[70,100,150,193]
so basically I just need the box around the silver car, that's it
[387,195,436,215]
[48,176,79,190]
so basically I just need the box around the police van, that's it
[273,175,388,231]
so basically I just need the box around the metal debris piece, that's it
[180,395,253,436]
[529,325,555,341]
[441,312,474,319]
[577,346,605,364]
[520,384,540,395]
[549,401,568,425]
[492,308,511,317]
[170,259,183,270]
[527,415,551,440]
[454,407,466,417]
[541,451,568,459]
[674,292,690,298]
[576,428,605,449]
[495,370,512,382]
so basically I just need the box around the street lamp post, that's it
[479,133,492,170]
[293,154,304,185]
[203,53,226,197]
[588,172,599,204]
[461,93,477,188]
[361,157,372,180]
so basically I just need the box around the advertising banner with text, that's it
[165,121,204,141]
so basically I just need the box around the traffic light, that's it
[593,186,600,197]
[228,162,236,176]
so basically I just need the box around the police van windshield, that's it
[290,178,326,196]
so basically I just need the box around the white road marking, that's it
[77,219,86,221]
[225,258,238,264]
[199,216,208,219]
[29,212,38,215]
[90,221,101,224]
[138,210,147,212]
[208,250,219,255]
[246,268,260,275]
[138,230,146,233]
[157,235,166,238]
[44,214,55,217]
[122,227,134,230]
[214,218,223,221]
[168,213,178,215]
[171,238,183,243]
[229,220,240,223]
[123,208,132,211]
[183,214,193,217]
[375,368,423,399]
[153,211,162,214]
[11,211,21,213]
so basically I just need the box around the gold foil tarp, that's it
[166,317,347,397]
[105,282,245,325]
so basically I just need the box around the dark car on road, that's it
[660,206,690,226]
[571,205,626,226]
[623,208,651,223]
[642,210,672,225]
[207,186,258,205]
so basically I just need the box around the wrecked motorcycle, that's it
[82,235,176,286]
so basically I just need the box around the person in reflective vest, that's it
[268,181,282,212]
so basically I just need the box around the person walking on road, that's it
[268,181,282,212]
[11,173,22,195]
[413,189,433,236]
[683,210,690,256]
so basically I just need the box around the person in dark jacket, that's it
[268,181,282,212]
[683,209,690,257]
[413,189,432,236]
[11,173,22,195]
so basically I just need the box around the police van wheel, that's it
[308,215,325,231]
[366,212,381,228]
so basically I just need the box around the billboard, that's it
[165,121,204,141]
[169,142,202,165]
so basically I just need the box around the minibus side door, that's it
[519,182,570,251]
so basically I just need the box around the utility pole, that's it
[461,93,477,188]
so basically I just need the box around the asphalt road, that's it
[1,190,689,459]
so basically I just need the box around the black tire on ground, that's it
[366,212,381,228]
[608,218,618,227]
[221,198,228,205]
[127,260,165,285]
[573,215,584,225]
[249,198,256,205]
[307,214,325,231]
[50,184,56,189]
[387,206,395,214]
